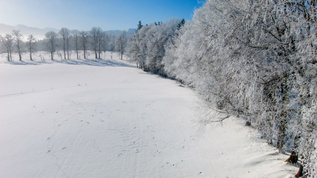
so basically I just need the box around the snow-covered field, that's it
[0,52,297,177]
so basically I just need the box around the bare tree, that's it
[109,34,116,52]
[90,27,102,59]
[3,34,13,62]
[115,31,127,60]
[59,28,70,60]
[98,31,106,58]
[12,30,23,61]
[27,34,36,61]
[80,31,88,59]
[45,31,58,60]
[72,30,80,59]
[101,32,109,57]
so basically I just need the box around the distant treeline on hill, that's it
[126,1,317,177]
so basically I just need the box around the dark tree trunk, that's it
[19,53,22,61]
[285,151,298,164]
[295,164,303,178]
[277,77,289,152]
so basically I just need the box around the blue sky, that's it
[0,0,203,31]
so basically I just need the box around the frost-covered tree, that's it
[162,21,196,83]
[98,31,106,59]
[12,30,23,61]
[71,30,80,59]
[45,31,58,60]
[127,18,182,74]
[3,34,14,62]
[127,25,150,68]
[100,32,108,54]
[26,34,36,61]
[106,34,116,59]
[79,31,89,59]
[164,0,295,149]
[107,34,116,52]
[59,28,70,60]
[90,27,102,59]
[115,31,127,60]
[161,0,317,175]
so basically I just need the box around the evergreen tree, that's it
[137,21,143,31]
[177,19,185,30]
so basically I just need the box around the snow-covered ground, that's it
[0,52,297,177]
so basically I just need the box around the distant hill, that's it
[95,28,136,35]
[0,24,58,40]
[0,24,136,40]
[127,28,137,35]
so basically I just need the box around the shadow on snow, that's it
[8,61,52,65]
[56,58,135,68]
[8,58,135,68]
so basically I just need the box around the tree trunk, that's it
[67,40,69,60]
[98,42,101,59]
[295,164,303,178]
[285,151,298,164]
[266,115,274,145]
[120,45,123,60]
[63,47,66,60]
[277,77,289,152]
[277,118,287,151]
[7,52,10,62]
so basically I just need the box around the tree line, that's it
[127,0,317,177]
[0,27,129,61]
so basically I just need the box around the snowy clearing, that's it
[0,55,297,177]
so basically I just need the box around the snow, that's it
[0,53,297,177]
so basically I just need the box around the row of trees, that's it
[0,30,35,61]
[127,19,185,76]
[127,0,317,176]
[0,27,129,61]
